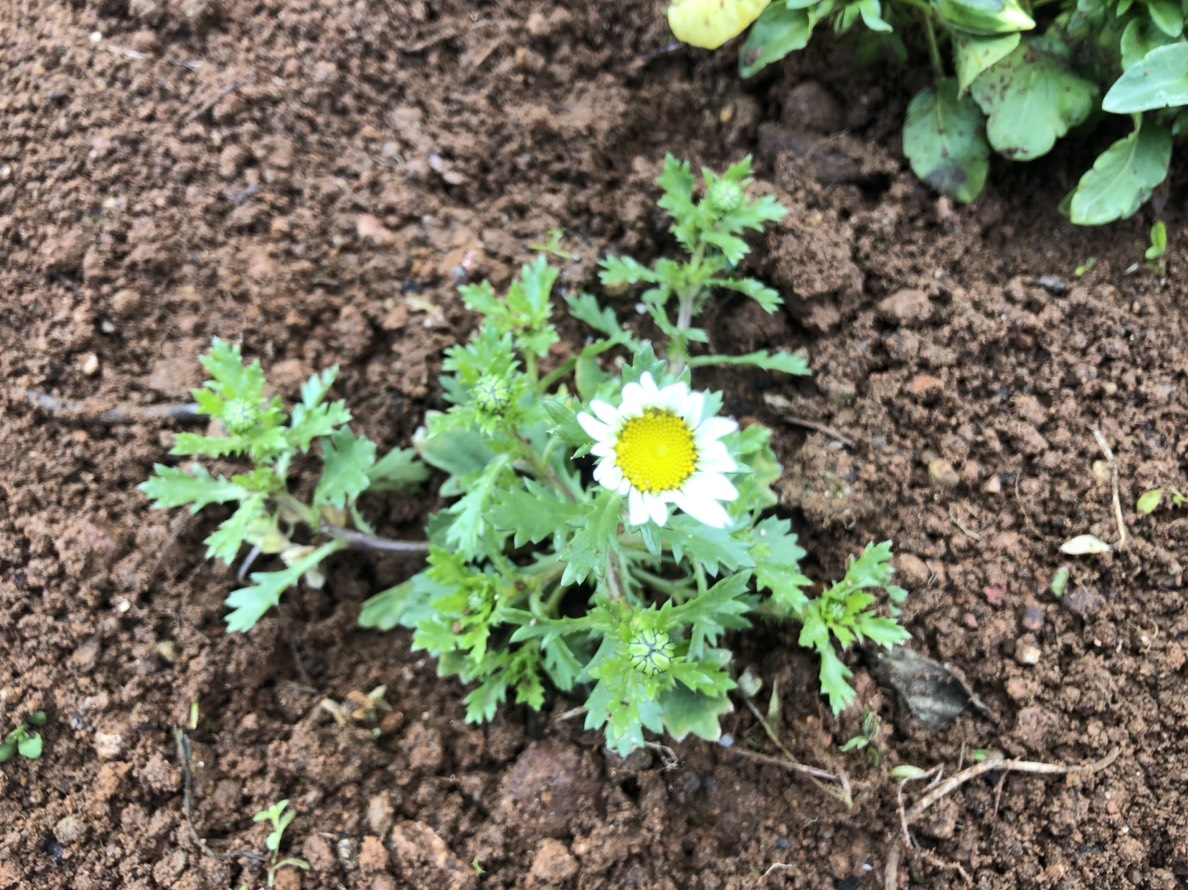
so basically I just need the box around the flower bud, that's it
[223,399,259,434]
[706,180,744,214]
[627,629,675,677]
[473,374,513,414]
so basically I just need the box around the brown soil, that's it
[2,1,1186,888]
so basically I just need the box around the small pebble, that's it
[1014,637,1041,665]
[80,353,100,376]
[928,458,961,488]
[1021,605,1046,632]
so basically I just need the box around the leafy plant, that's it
[839,709,884,766]
[140,340,428,631]
[358,156,908,754]
[251,800,309,889]
[667,0,1188,224]
[0,711,46,763]
[146,157,910,756]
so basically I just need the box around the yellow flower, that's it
[667,0,769,50]
[578,373,739,528]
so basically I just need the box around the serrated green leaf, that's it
[674,573,756,658]
[903,80,990,204]
[953,31,1021,94]
[566,292,630,344]
[687,348,810,375]
[204,494,268,565]
[1103,43,1188,113]
[314,428,377,509]
[224,540,344,632]
[367,446,429,493]
[465,674,510,723]
[417,425,495,477]
[443,456,512,558]
[487,480,586,546]
[970,43,1097,161]
[542,398,590,449]
[198,338,267,403]
[599,255,665,287]
[815,645,857,713]
[657,515,756,575]
[1068,123,1172,225]
[169,432,250,460]
[140,465,251,511]
[659,685,733,743]
[739,4,816,79]
[559,490,624,586]
[707,276,783,312]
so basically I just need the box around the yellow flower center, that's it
[614,409,698,493]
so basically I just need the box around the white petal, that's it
[682,390,705,426]
[644,493,669,526]
[627,488,650,526]
[639,372,659,396]
[697,416,738,442]
[620,381,645,414]
[698,441,738,473]
[594,459,621,489]
[592,400,620,426]
[591,441,615,457]
[578,412,611,441]
[672,489,732,528]
[685,472,739,503]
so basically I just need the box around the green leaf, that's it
[198,338,267,404]
[970,42,1098,161]
[1120,17,1178,70]
[932,0,1035,34]
[559,490,624,586]
[674,573,756,658]
[857,0,894,32]
[752,516,813,616]
[686,349,810,375]
[952,31,1021,94]
[444,456,511,559]
[1103,43,1188,113]
[368,446,429,493]
[313,428,377,509]
[815,645,858,713]
[739,4,816,78]
[358,571,445,631]
[1068,123,1172,225]
[659,685,734,743]
[0,740,14,763]
[657,515,756,576]
[599,255,665,288]
[204,494,268,565]
[287,400,352,454]
[16,733,43,760]
[140,465,251,511]
[416,425,495,477]
[903,80,990,204]
[224,540,345,632]
[1143,0,1183,38]
[1136,488,1165,514]
[707,276,783,312]
[487,481,586,546]
[542,398,591,450]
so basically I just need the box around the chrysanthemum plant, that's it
[142,156,910,756]
[360,155,909,753]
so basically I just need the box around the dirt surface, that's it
[2,1,1186,888]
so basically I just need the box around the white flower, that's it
[577,373,739,528]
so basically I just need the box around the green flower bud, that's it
[473,374,513,414]
[223,399,259,434]
[706,179,745,214]
[627,629,675,677]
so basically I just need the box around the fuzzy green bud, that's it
[627,629,674,677]
[223,399,259,434]
[473,374,513,414]
[706,179,744,214]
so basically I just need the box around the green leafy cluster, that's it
[358,157,907,754]
[143,158,910,756]
[139,339,427,631]
[687,0,1188,224]
[0,711,46,763]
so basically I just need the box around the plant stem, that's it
[319,524,430,553]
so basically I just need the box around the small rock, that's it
[529,839,579,885]
[982,475,1003,495]
[876,288,933,326]
[781,81,844,134]
[357,213,395,244]
[80,353,100,376]
[893,553,930,587]
[1014,636,1041,665]
[909,374,944,398]
[111,288,141,316]
[387,821,475,890]
[358,835,390,875]
[366,795,395,837]
[1021,605,1046,632]
[93,729,125,760]
[1063,586,1105,615]
[53,815,85,845]
[928,459,961,488]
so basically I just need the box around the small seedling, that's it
[1137,487,1186,515]
[140,340,429,631]
[253,800,310,889]
[839,710,883,767]
[1145,221,1168,261]
[528,228,579,262]
[1074,257,1097,278]
[0,711,46,763]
